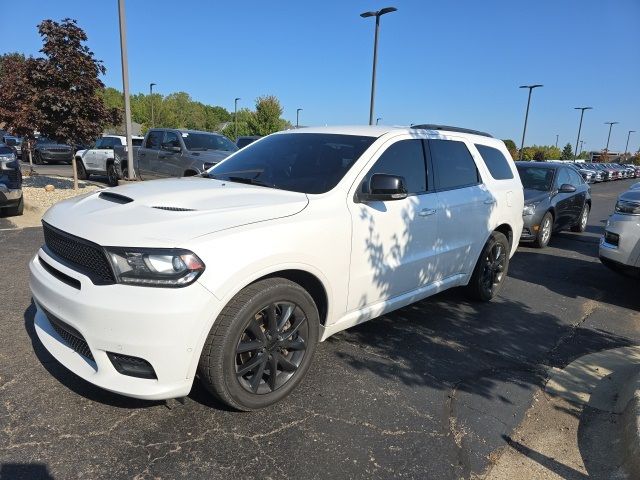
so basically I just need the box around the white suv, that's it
[29,125,523,410]
[75,135,144,185]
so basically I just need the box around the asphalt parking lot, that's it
[1,179,638,480]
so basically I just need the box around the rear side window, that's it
[475,144,514,180]
[363,139,427,194]
[429,139,479,190]
[145,131,163,149]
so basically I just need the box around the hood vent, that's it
[99,192,133,204]
[151,206,196,212]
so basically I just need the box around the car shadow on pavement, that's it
[0,463,55,480]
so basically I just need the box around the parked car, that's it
[0,145,23,216]
[75,135,144,186]
[124,129,238,181]
[236,136,261,149]
[29,125,523,410]
[517,161,591,248]
[1,135,22,158]
[569,163,598,183]
[600,186,640,277]
[26,137,73,165]
[590,163,614,181]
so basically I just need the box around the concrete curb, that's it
[620,371,640,480]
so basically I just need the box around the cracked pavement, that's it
[1,179,639,479]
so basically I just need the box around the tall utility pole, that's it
[573,107,592,161]
[624,130,635,158]
[149,82,156,128]
[234,97,241,140]
[118,0,135,181]
[518,84,543,160]
[579,140,585,156]
[604,121,619,152]
[361,7,397,126]
[555,134,559,148]
[296,108,303,128]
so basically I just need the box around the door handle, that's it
[419,208,437,217]
[484,197,496,205]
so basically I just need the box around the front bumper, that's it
[29,248,220,400]
[39,150,73,162]
[519,212,544,242]
[599,213,640,267]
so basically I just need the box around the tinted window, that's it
[555,168,571,188]
[182,132,238,152]
[0,146,14,154]
[163,131,181,148]
[132,138,144,147]
[517,166,555,191]
[363,139,426,194]
[475,144,513,180]
[210,133,376,194]
[567,169,583,186]
[429,139,479,190]
[94,138,105,149]
[145,131,163,149]
[101,137,117,148]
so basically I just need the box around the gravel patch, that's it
[23,175,102,212]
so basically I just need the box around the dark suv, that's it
[0,145,23,216]
[27,137,73,164]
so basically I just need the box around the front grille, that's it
[46,147,71,153]
[42,222,115,284]
[44,309,94,362]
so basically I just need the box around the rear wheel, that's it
[533,212,553,248]
[106,163,118,187]
[571,204,589,233]
[198,278,319,411]
[467,231,510,302]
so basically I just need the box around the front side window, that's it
[555,168,571,188]
[145,131,163,149]
[362,139,426,194]
[163,131,181,148]
[182,132,238,152]
[567,169,583,186]
[475,144,514,180]
[94,138,105,149]
[210,133,376,194]
[429,139,479,190]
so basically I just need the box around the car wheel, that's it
[107,164,118,187]
[33,152,42,165]
[198,277,319,411]
[571,204,590,233]
[534,212,553,248]
[76,159,88,180]
[4,195,24,217]
[467,231,510,302]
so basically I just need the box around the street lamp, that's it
[555,134,559,148]
[624,130,636,158]
[573,107,592,161]
[579,140,585,156]
[296,108,303,128]
[604,121,619,153]
[518,84,543,160]
[149,82,156,128]
[376,117,382,125]
[361,7,397,126]
[234,97,241,140]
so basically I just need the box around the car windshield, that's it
[36,137,55,145]
[209,133,377,194]
[4,138,19,146]
[0,146,14,155]
[181,132,238,152]
[517,166,555,191]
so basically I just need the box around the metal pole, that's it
[118,0,135,181]
[234,97,240,140]
[376,117,382,125]
[368,15,380,126]
[555,134,558,148]
[574,107,591,161]
[624,130,635,157]
[149,83,156,128]
[605,122,618,152]
[296,108,302,128]
[519,89,533,160]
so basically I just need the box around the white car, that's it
[75,135,144,186]
[600,186,640,277]
[29,125,524,410]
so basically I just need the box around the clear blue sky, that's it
[2,0,638,152]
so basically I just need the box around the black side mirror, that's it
[559,183,577,193]
[358,173,408,202]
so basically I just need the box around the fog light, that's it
[107,352,157,379]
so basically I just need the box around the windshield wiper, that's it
[209,175,275,189]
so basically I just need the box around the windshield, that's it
[36,137,56,145]
[517,166,555,191]
[182,132,238,152]
[0,146,14,155]
[209,133,376,194]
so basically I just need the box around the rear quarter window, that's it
[475,144,514,180]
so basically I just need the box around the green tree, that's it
[247,95,288,137]
[502,139,518,160]
[560,143,573,160]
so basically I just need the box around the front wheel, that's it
[198,278,319,411]
[533,212,553,248]
[76,159,88,180]
[467,231,510,302]
[107,164,119,187]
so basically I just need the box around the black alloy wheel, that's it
[467,231,510,302]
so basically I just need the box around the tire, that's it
[467,231,510,302]
[533,212,553,248]
[4,195,24,217]
[571,203,589,233]
[76,158,88,180]
[198,278,319,411]
[33,152,42,165]
[107,163,119,187]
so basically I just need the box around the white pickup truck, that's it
[75,135,144,186]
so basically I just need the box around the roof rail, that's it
[410,124,493,138]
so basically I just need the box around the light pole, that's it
[296,108,303,128]
[604,121,619,153]
[579,140,585,156]
[518,84,543,160]
[624,130,636,158]
[361,7,397,126]
[555,134,559,148]
[149,82,156,128]
[118,0,135,181]
[376,117,382,125]
[234,97,241,140]
[573,107,592,161]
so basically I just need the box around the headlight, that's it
[614,200,640,216]
[105,248,205,287]
[523,203,538,216]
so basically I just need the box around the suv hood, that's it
[43,177,309,246]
